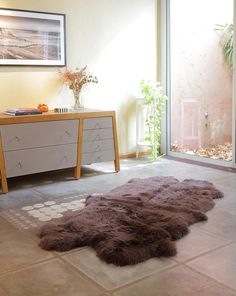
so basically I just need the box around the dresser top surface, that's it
[0,109,115,125]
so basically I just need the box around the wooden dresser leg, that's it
[112,114,120,172]
[0,134,8,193]
[1,175,8,193]
[114,160,120,172]
[74,118,84,179]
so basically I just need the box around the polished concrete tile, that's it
[32,180,88,198]
[174,227,230,262]
[215,175,236,190]
[177,168,235,183]
[63,248,176,290]
[213,185,236,215]
[32,165,139,198]
[218,204,236,217]
[0,231,54,275]
[32,176,119,198]
[0,158,236,296]
[113,265,218,296]
[198,210,236,241]
[114,280,236,296]
[214,184,236,197]
[187,243,236,291]
[189,283,236,296]
[0,287,8,296]
[0,259,104,296]
[126,162,235,183]
[0,217,16,234]
[0,188,45,209]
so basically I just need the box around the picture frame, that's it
[0,8,66,66]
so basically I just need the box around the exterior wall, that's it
[0,0,159,154]
[171,0,233,150]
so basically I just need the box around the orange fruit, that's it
[37,104,48,112]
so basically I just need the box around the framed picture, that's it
[0,8,66,66]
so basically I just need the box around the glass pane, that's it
[170,0,233,162]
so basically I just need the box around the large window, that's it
[168,0,234,164]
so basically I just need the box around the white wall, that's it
[0,0,158,153]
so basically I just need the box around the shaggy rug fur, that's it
[39,176,223,266]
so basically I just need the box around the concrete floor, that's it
[0,157,236,296]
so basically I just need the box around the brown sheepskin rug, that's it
[39,176,223,266]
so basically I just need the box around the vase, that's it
[72,89,84,110]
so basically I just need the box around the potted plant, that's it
[140,80,168,160]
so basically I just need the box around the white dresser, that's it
[82,117,115,165]
[0,110,120,193]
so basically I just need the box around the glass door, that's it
[167,0,234,166]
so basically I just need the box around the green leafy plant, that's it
[140,80,168,160]
[215,23,233,70]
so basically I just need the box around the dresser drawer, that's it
[4,144,78,178]
[83,128,113,143]
[82,150,115,165]
[0,120,79,152]
[82,139,114,153]
[83,117,112,130]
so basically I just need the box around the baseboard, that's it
[119,150,150,159]
[166,155,236,173]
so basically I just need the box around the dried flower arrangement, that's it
[60,66,98,91]
[59,66,98,109]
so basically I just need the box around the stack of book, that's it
[4,108,43,116]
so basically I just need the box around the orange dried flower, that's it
[59,66,98,92]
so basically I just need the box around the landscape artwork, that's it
[0,8,66,66]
